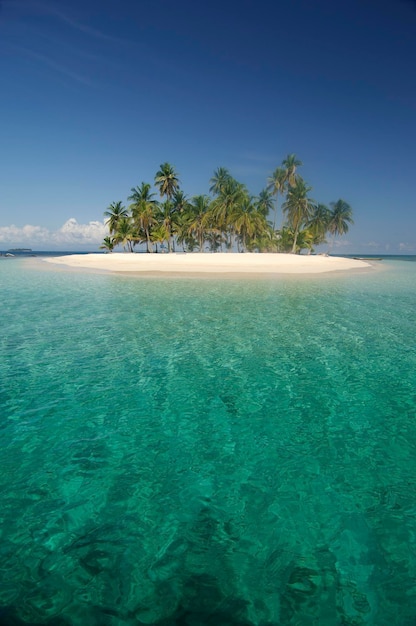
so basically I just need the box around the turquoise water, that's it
[1,257,415,625]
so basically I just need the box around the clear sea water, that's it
[1,255,415,626]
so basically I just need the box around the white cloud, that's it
[399,242,416,252]
[0,218,108,248]
[0,224,50,243]
[54,218,107,244]
[333,239,351,248]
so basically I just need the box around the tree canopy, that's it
[101,159,353,255]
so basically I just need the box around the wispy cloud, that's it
[0,0,138,85]
[333,239,351,248]
[399,242,416,252]
[6,43,93,85]
[47,7,126,45]
[33,29,122,67]
[2,0,130,46]
[0,219,107,247]
[361,241,416,253]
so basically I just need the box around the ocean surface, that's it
[0,255,415,625]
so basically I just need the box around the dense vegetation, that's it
[101,156,353,254]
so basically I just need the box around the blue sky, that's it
[0,0,415,252]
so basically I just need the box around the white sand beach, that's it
[42,252,371,275]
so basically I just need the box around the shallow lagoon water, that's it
[0,257,415,625]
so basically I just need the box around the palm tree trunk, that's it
[273,194,278,230]
[227,231,233,252]
[146,229,153,253]
[328,233,335,255]
[292,229,299,254]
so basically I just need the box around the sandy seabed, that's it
[42,252,371,275]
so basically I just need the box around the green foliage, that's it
[267,166,287,229]
[282,153,303,188]
[103,201,128,235]
[276,227,295,253]
[113,216,136,252]
[282,179,315,253]
[154,162,180,200]
[256,189,274,218]
[128,183,159,252]
[99,236,115,252]
[209,167,231,196]
[328,199,354,238]
[102,159,353,254]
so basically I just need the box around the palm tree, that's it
[328,199,354,251]
[209,167,231,196]
[129,183,158,211]
[101,158,352,257]
[282,179,315,253]
[113,217,136,252]
[128,183,158,253]
[267,167,287,229]
[231,196,269,252]
[156,200,178,252]
[255,188,275,219]
[169,191,192,251]
[205,230,225,252]
[249,228,280,252]
[154,162,180,201]
[103,201,128,235]
[282,154,303,188]
[307,203,331,247]
[276,227,295,253]
[172,190,191,214]
[210,177,248,251]
[187,195,211,251]
[99,236,115,253]
[150,224,170,253]
[295,228,316,255]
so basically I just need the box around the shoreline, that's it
[41,252,372,275]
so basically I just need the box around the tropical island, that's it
[100,155,354,255]
[44,155,368,274]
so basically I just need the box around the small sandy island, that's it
[42,252,371,275]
